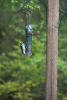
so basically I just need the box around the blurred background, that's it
[0,0,67,100]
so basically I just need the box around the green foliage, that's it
[0,35,46,100]
[11,0,40,12]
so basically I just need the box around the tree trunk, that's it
[46,0,59,100]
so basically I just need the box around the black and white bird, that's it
[21,42,26,54]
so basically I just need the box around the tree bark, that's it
[46,0,59,100]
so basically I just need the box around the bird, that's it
[25,25,33,35]
[20,42,26,54]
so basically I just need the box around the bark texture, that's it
[46,0,59,100]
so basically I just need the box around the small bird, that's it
[20,42,26,54]
[25,25,33,35]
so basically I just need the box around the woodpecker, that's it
[21,42,26,54]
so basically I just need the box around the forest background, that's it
[0,0,67,100]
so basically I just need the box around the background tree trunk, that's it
[46,0,59,100]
